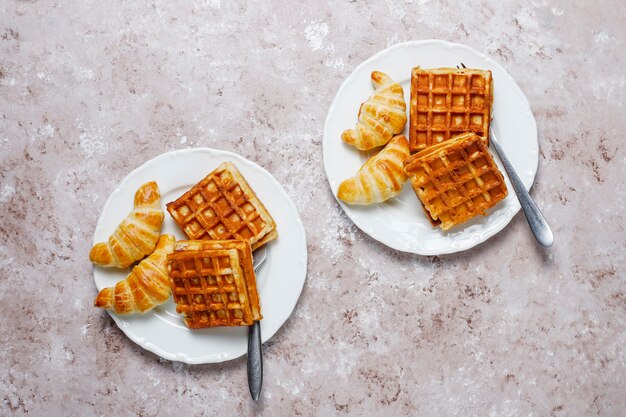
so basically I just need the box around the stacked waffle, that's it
[336,66,508,230]
[403,67,506,230]
[167,240,262,328]
[404,132,507,230]
[165,162,275,328]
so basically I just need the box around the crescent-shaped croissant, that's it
[342,71,407,151]
[337,135,410,205]
[90,181,164,268]
[94,234,175,314]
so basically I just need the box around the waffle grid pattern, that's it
[404,133,507,230]
[167,249,253,328]
[172,239,261,321]
[410,68,492,152]
[167,163,274,249]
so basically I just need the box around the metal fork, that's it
[248,245,267,401]
[456,63,553,246]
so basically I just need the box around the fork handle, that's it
[247,321,263,401]
[490,135,554,247]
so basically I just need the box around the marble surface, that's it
[1,1,624,416]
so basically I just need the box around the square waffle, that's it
[409,67,493,153]
[173,239,261,321]
[403,132,508,230]
[167,243,261,328]
[166,162,277,250]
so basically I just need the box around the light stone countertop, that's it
[1,1,624,416]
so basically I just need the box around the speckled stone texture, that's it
[1,1,624,416]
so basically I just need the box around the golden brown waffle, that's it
[409,67,493,153]
[403,132,508,230]
[166,162,277,251]
[167,245,260,328]
[173,239,261,322]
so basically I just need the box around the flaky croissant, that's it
[342,71,407,151]
[94,234,175,314]
[337,135,410,205]
[90,181,164,268]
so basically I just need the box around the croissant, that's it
[342,71,407,151]
[94,234,175,314]
[337,135,410,205]
[90,181,164,268]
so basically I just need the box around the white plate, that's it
[323,40,538,255]
[92,148,307,364]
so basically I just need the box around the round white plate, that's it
[93,148,307,364]
[323,40,538,255]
